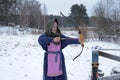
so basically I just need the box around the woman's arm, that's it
[61,34,80,49]
[38,34,53,50]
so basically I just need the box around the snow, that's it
[0,26,120,80]
[0,25,39,36]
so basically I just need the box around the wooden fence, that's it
[92,48,120,80]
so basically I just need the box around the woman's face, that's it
[52,22,57,33]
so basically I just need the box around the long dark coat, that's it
[38,33,80,80]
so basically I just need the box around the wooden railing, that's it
[92,48,120,80]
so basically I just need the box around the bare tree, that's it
[43,3,47,31]
[94,0,106,17]
[93,0,120,42]
[18,0,42,29]
[0,0,17,25]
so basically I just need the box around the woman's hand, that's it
[53,36,60,42]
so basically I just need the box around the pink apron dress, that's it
[47,42,63,77]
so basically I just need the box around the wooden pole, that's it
[92,50,99,80]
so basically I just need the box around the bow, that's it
[60,12,84,61]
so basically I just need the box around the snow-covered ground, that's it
[0,25,39,36]
[0,26,120,80]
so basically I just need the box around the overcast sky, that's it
[38,0,99,16]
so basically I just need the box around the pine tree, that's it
[69,4,89,26]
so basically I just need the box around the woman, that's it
[38,18,81,80]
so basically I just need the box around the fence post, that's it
[92,47,99,80]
